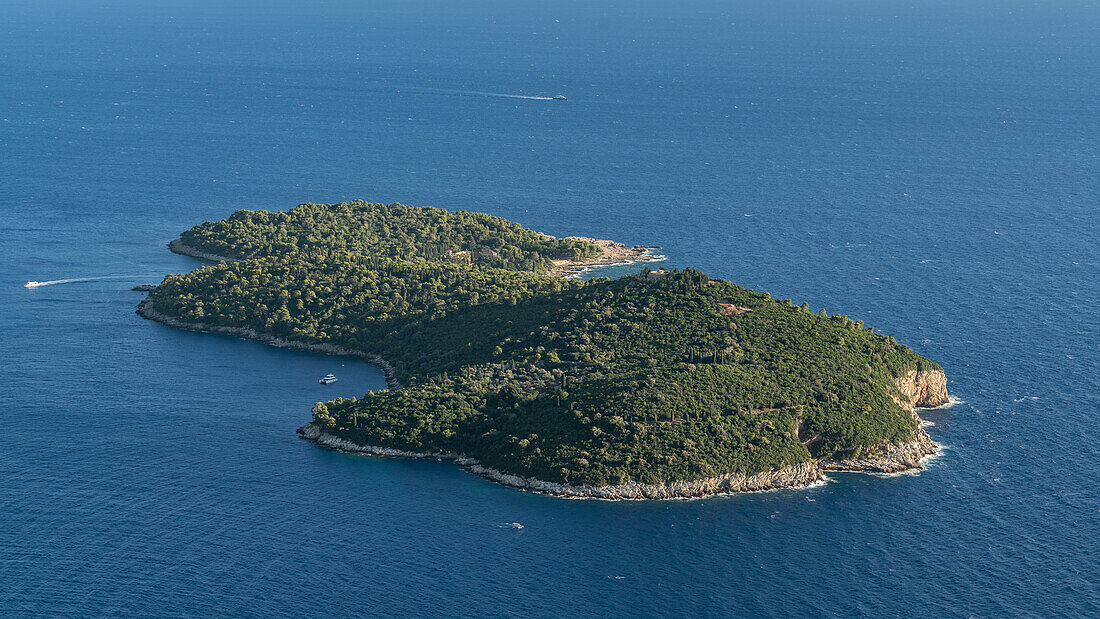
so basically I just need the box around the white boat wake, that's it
[402,86,559,101]
[24,275,153,288]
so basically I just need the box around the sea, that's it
[2,0,1097,615]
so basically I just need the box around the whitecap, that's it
[921,395,963,410]
[869,443,946,478]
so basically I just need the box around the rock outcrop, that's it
[545,238,664,279]
[820,423,936,473]
[820,369,947,474]
[894,369,949,410]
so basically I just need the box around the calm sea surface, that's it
[2,1,1097,615]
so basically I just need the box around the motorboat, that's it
[25,281,41,288]
[319,374,338,385]
[553,94,567,101]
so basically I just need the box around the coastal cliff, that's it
[297,422,824,500]
[821,369,947,474]
[894,369,950,410]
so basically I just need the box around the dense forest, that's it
[177,200,601,273]
[147,202,942,487]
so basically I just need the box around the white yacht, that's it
[319,374,338,385]
[25,281,41,288]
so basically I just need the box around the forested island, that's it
[139,200,949,499]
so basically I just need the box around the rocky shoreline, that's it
[894,369,950,410]
[295,369,949,499]
[820,421,937,474]
[546,238,665,279]
[820,369,948,474]
[296,422,825,500]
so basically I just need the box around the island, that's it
[138,200,949,499]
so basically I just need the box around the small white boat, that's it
[25,281,41,288]
[319,374,338,385]
[504,522,524,529]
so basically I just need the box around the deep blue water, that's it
[2,1,1098,615]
